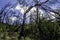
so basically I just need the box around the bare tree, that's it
[17,0,60,40]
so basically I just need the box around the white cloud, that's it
[15,3,22,10]
[9,17,17,21]
[39,9,44,14]
[48,12,55,19]
[15,3,28,14]
[20,8,25,14]
[31,7,36,12]
[15,3,39,16]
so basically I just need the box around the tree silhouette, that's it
[18,0,60,40]
[0,0,60,40]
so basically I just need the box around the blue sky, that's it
[0,0,9,10]
[0,0,60,9]
[0,0,18,10]
[0,0,60,24]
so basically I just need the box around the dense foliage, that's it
[0,0,60,40]
[0,18,60,40]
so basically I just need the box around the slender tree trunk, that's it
[18,12,26,40]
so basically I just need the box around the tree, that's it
[18,0,60,40]
[0,0,60,40]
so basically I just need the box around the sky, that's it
[0,0,60,10]
[0,0,60,24]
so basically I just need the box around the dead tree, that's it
[18,0,60,40]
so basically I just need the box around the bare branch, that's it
[41,0,49,4]
[41,6,60,16]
